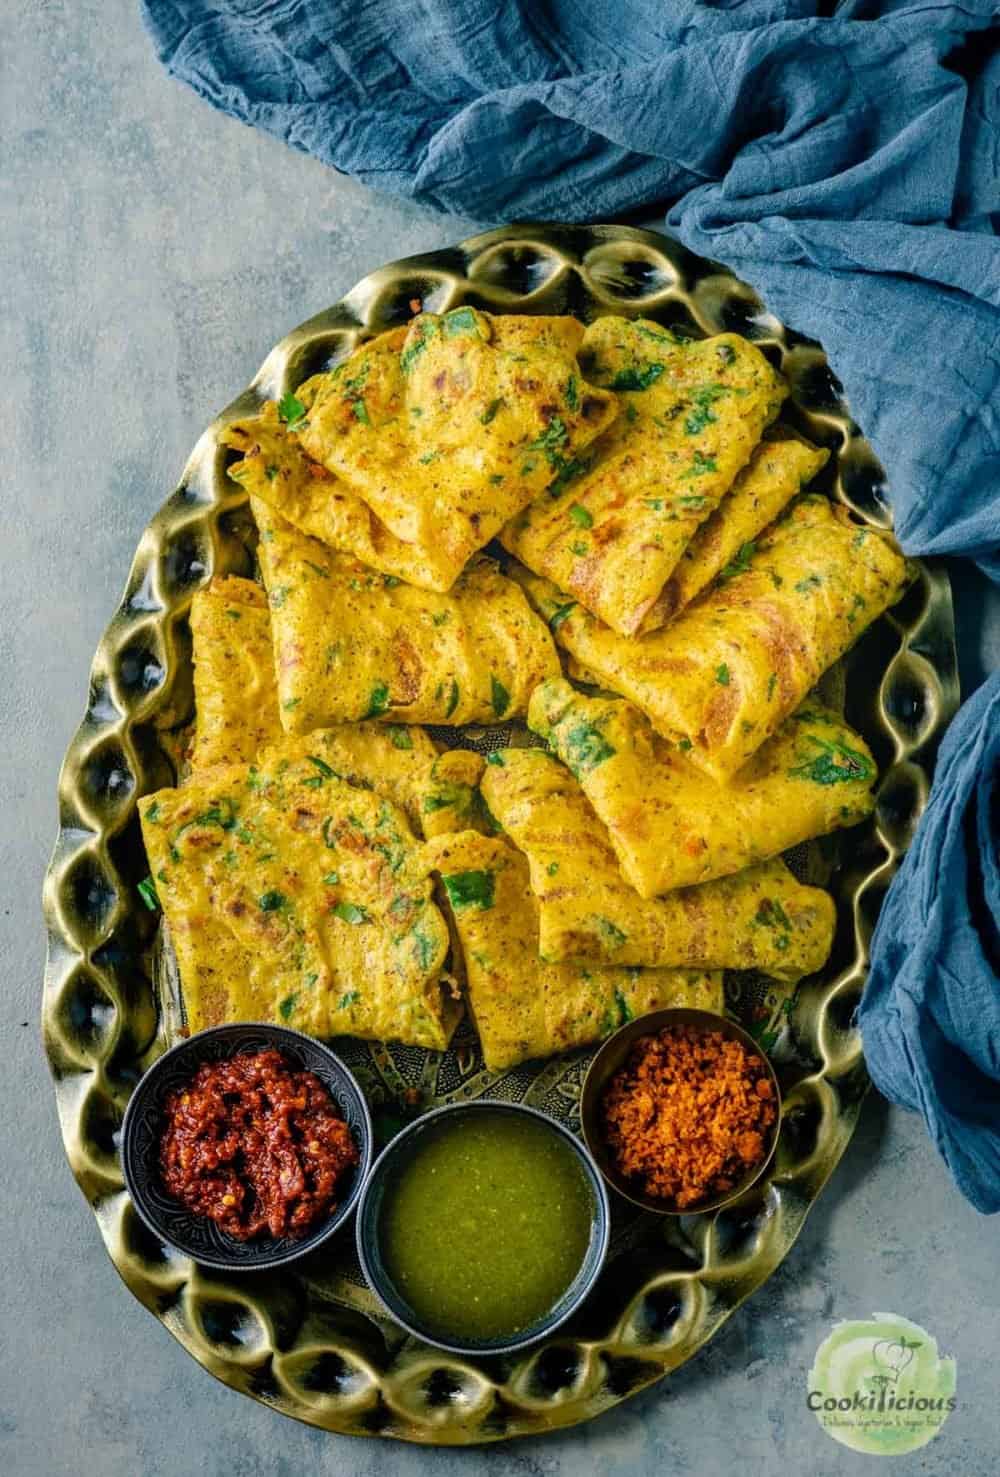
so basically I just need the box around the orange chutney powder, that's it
[601,1024,777,1208]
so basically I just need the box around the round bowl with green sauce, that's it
[356,1101,610,1356]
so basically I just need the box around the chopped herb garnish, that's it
[302,560,329,579]
[444,680,460,719]
[719,541,756,581]
[683,450,718,479]
[756,898,792,933]
[418,450,438,464]
[442,869,496,911]
[225,608,242,620]
[548,601,577,631]
[570,539,589,557]
[846,592,867,626]
[322,871,340,885]
[613,988,635,1026]
[307,754,337,779]
[387,725,413,750]
[364,682,390,719]
[170,799,239,857]
[563,719,615,775]
[352,399,370,424]
[137,876,159,911]
[683,383,729,435]
[568,503,593,529]
[678,737,693,752]
[490,677,510,718]
[788,735,875,786]
[610,362,666,392]
[625,402,638,424]
[258,890,287,912]
[423,783,466,814]
[332,902,368,925]
[486,751,505,767]
[443,306,480,337]
[547,861,559,876]
[278,392,307,428]
[431,610,450,626]
[565,374,579,411]
[400,318,438,374]
[594,915,628,951]
[795,573,823,593]
[526,417,569,468]
[480,397,503,425]
[278,994,297,1021]
[767,672,778,700]
[338,989,361,1009]
[715,663,731,686]
[546,457,587,498]
[489,472,505,485]
[145,802,161,823]
[283,698,301,711]
[411,925,438,971]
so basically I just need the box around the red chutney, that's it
[159,1049,359,1240]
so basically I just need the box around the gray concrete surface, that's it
[3,3,998,1474]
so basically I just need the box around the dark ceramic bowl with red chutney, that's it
[121,1023,372,1271]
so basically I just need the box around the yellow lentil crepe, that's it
[287,308,618,591]
[139,755,460,1047]
[500,318,787,636]
[513,494,910,781]
[253,497,560,729]
[529,678,877,894]
[257,722,438,837]
[188,576,282,773]
[135,301,891,1081]
[418,749,494,839]
[422,830,722,1070]
[645,434,830,626]
[222,397,435,590]
[480,748,835,981]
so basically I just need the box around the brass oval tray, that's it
[42,224,958,1444]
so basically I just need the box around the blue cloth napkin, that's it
[859,674,1000,1212]
[141,0,1000,1207]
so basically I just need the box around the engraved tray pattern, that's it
[41,224,959,1444]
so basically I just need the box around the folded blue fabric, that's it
[859,674,1000,1212]
[141,0,1000,1207]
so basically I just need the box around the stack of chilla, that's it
[139,308,911,1071]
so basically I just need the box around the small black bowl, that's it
[356,1100,610,1356]
[120,1023,372,1271]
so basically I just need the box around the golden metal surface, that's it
[41,224,959,1443]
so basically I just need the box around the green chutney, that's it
[379,1110,595,1342]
